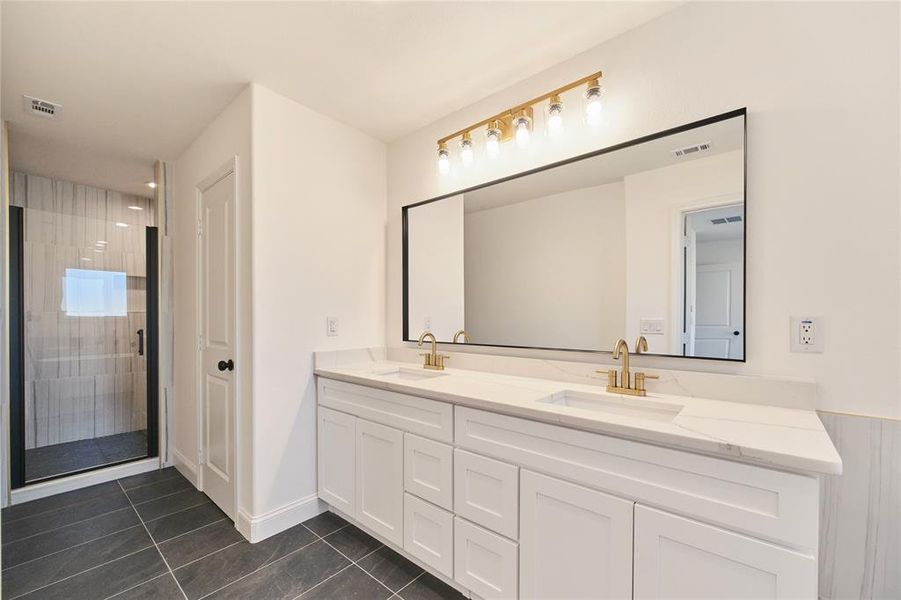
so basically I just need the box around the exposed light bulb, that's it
[460,134,474,167]
[486,124,501,158]
[585,79,603,125]
[127,205,143,211]
[115,222,129,228]
[547,96,564,137]
[145,181,157,189]
[437,143,450,175]
[514,118,531,148]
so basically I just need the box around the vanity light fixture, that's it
[547,95,564,137]
[584,77,603,124]
[513,108,533,148]
[460,132,474,167]
[435,71,602,173]
[437,142,450,175]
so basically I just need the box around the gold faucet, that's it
[453,330,470,344]
[597,338,657,396]
[418,331,449,370]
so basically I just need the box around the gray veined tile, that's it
[357,546,424,592]
[397,572,467,600]
[2,490,131,543]
[158,519,244,570]
[173,522,317,599]
[302,565,394,600]
[1,525,152,599]
[323,523,383,561]
[110,573,184,600]
[134,489,210,522]
[15,546,167,600]
[144,501,226,543]
[302,511,349,537]
[1,481,122,524]
[124,474,193,504]
[205,540,350,600]
[1,506,140,570]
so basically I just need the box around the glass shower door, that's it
[9,172,158,486]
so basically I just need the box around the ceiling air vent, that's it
[711,215,743,225]
[24,95,62,119]
[671,141,712,157]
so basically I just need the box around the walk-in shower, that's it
[8,171,158,486]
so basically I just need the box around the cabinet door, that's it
[317,407,356,515]
[520,470,633,600]
[455,517,518,600]
[634,505,816,599]
[356,419,404,545]
[404,493,454,578]
[454,449,519,539]
[405,433,453,511]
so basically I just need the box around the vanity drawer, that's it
[454,517,518,600]
[455,407,819,551]
[317,378,453,443]
[454,449,518,540]
[404,493,454,578]
[405,434,453,510]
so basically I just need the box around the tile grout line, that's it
[195,536,326,600]
[139,497,216,525]
[117,479,190,600]
[156,516,229,547]
[290,562,358,600]
[104,572,171,600]
[1,523,145,573]
[2,470,183,526]
[392,571,426,600]
[2,504,137,546]
[6,541,157,600]
[170,538,244,572]
[301,522,399,597]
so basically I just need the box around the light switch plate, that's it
[790,316,823,353]
[326,316,339,337]
[640,318,665,335]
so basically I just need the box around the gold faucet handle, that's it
[595,369,617,388]
[634,372,659,392]
[419,352,433,366]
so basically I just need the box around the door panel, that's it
[520,470,633,600]
[634,505,815,599]
[695,263,742,359]
[199,169,236,519]
[318,407,356,514]
[356,419,404,545]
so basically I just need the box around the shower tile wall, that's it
[11,172,155,455]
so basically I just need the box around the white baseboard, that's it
[10,457,161,505]
[236,493,325,543]
[172,448,198,487]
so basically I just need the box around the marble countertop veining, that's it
[314,355,842,476]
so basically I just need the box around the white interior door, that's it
[199,167,236,520]
[694,262,743,359]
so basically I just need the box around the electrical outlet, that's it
[326,316,339,337]
[790,316,823,353]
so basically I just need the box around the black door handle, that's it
[137,329,144,356]
[218,359,234,372]
[733,331,740,336]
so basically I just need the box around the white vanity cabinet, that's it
[519,470,634,599]
[316,377,823,600]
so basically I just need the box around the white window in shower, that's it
[62,268,128,317]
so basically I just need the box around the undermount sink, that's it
[371,366,448,381]
[538,390,683,422]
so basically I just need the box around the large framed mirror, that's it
[403,109,746,361]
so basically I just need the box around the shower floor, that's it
[25,430,148,482]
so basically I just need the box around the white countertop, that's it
[315,359,842,475]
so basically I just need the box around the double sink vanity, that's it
[315,348,841,600]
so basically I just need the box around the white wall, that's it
[172,87,253,512]
[407,195,465,341]
[624,150,743,354]
[386,1,900,419]
[464,182,625,350]
[250,85,386,522]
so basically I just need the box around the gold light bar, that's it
[437,71,603,146]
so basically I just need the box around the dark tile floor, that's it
[25,430,148,481]
[1,467,467,600]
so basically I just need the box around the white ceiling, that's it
[1,1,678,197]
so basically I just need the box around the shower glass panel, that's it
[9,172,158,485]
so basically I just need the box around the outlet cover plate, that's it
[790,316,823,353]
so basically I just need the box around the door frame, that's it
[193,156,240,520]
[669,196,744,358]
